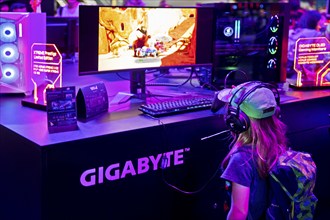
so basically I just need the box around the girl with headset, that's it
[217,81,288,219]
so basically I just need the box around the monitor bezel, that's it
[78,5,214,76]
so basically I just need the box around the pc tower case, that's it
[200,2,290,88]
[0,12,46,95]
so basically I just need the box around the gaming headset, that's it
[225,81,280,134]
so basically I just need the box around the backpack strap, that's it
[270,172,295,218]
[267,173,291,220]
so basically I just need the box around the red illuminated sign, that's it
[31,43,62,104]
[293,37,330,87]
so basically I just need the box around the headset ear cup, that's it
[225,110,250,134]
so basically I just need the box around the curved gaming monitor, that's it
[78,5,214,75]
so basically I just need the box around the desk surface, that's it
[1,62,330,147]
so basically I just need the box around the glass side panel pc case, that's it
[78,5,214,75]
[0,12,46,95]
[200,2,290,89]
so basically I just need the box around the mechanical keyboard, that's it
[138,96,214,117]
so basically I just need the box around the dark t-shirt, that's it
[221,146,267,220]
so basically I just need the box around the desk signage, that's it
[31,43,62,104]
[46,86,78,133]
[293,37,330,87]
[77,82,109,120]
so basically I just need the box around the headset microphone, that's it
[201,130,230,141]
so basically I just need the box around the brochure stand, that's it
[76,82,109,121]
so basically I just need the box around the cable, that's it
[159,125,232,194]
[145,68,195,87]
[161,161,222,195]
[146,82,182,87]
[224,69,248,89]
[115,72,130,81]
[115,69,196,88]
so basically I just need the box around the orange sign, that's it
[293,37,330,87]
[31,43,62,104]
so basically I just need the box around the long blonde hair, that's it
[221,114,287,178]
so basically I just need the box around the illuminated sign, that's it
[293,37,330,87]
[31,43,62,104]
[80,148,188,187]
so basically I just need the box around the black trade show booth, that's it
[1,2,330,220]
[1,62,330,219]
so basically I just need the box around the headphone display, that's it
[225,81,280,134]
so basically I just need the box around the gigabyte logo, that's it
[80,148,188,187]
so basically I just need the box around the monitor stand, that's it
[130,70,146,99]
[125,66,211,102]
[129,69,191,99]
[108,70,148,105]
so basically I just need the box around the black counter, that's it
[1,64,329,220]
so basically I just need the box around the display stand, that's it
[130,70,146,99]
[112,65,213,104]
[21,44,62,110]
[46,86,78,133]
[76,82,109,121]
[128,65,212,99]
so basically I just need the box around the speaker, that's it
[225,81,280,134]
[0,12,46,95]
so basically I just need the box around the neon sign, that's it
[31,43,62,104]
[293,37,330,87]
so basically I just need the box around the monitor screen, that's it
[201,2,290,88]
[79,6,214,75]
